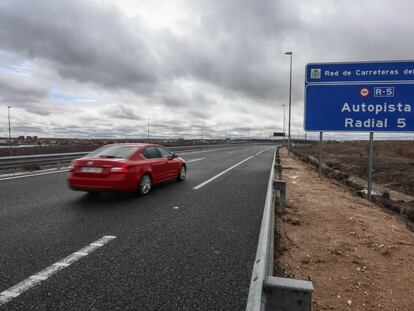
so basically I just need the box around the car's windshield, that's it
[87,145,138,159]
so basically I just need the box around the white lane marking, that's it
[29,275,48,281]
[73,251,88,256]
[0,235,116,306]
[254,149,268,156]
[179,146,252,155]
[186,157,206,163]
[0,169,69,182]
[173,206,179,210]
[228,151,236,154]
[193,155,254,189]
[1,291,19,298]
[192,148,271,190]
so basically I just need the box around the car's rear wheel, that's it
[176,166,186,182]
[139,174,152,195]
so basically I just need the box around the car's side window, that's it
[157,147,172,158]
[142,147,161,159]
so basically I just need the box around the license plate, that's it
[80,167,103,173]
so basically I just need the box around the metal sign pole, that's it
[368,132,374,201]
[318,132,323,178]
[368,132,374,200]
[286,52,292,154]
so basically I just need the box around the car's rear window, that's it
[87,145,138,159]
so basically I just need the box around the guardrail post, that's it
[273,180,286,210]
[57,157,61,170]
[264,276,313,311]
[275,155,280,165]
[274,164,283,181]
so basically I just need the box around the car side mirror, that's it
[169,152,178,159]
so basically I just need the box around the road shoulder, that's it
[276,148,414,311]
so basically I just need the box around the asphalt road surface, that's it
[0,145,274,310]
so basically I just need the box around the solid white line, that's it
[0,169,69,182]
[186,157,206,163]
[0,235,116,306]
[193,155,255,190]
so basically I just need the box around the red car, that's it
[68,143,186,194]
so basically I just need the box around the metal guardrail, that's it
[246,146,313,311]
[0,143,252,171]
[0,152,88,170]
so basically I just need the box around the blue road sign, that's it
[305,61,414,132]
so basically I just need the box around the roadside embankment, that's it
[275,148,414,310]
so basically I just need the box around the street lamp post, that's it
[7,106,12,156]
[285,51,293,154]
[147,117,151,143]
[282,104,286,145]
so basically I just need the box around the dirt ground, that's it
[276,148,414,311]
[292,141,414,196]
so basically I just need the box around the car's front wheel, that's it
[139,174,152,195]
[176,166,186,182]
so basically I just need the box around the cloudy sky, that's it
[0,0,413,140]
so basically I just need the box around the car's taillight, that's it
[110,166,129,173]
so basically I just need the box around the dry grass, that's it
[293,140,414,195]
[408,206,414,222]
[395,145,414,158]
[21,163,42,171]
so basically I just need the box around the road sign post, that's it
[305,60,414,200]
[368,132,374,200]
[318,132,323,178]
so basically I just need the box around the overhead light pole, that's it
[7,106,12,156]
[285,51,293,154]
[282,104,286,145]
[147,117,151,143]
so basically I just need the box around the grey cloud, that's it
[0,74,69,116]
[0,0,295,103]
[0,75,47,103]
[0,0,159,92]
[161,0,298,101]
[1,0,414,139]
[101,104,144,121]
[186,109,210,120]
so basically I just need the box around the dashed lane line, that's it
[186,157,206,163]
[192,148,271,190]
[0,235,116,307]
[254,149,268,156]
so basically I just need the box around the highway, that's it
[0,145,274,310]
